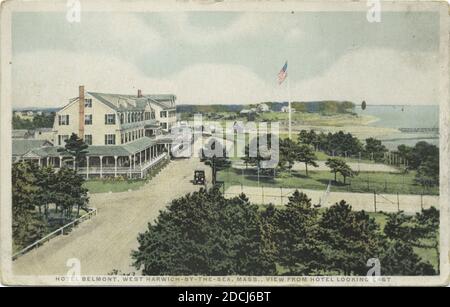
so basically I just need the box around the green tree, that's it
[259,204,278,271]
[278,138,297,171]
[298,130,317,147]
[57,133,88,171]
[295,144,318,177]
[53,167,89,221]
[325,158,340,182]
[32,113,55,128]
[415,156,439,187]
[12,162,46,249]
[132,188,275,275]
[273,191,324,275]
[325,158,353,184]
[338,162,355,184]
[413,208,440,272]
[380,240,435,275]
[33,165,58,220]
[319,200,383,275]
[364,137,387,162]
[383,209,439,274]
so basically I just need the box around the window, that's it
[105,114,116,125]
[85,114,92,125]
[160,111,167,118]
[104,134,116,145]
[161,122,167,130]
[84,98,92,108]
[58,115,69,125]
[58,135,69,146]
[84,134,92,145]
[120,113,124,124]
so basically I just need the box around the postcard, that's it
[0,0,449,287]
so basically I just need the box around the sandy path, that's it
[13,140,210,276]
[225,185,438,214]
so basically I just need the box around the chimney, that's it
[78,85,85,138]
[137,89,142,98]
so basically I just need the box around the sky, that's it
[12,10,440,108]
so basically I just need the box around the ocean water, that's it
[354,105,439,149]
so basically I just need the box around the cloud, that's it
[292,48,439,105]
[12,48,438,108]
[14,12,162,60]
[158,12,303,47]
[12,51,273,107]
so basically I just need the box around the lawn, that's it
[257,112,376,127]
[218,167,438,196]
[83,180,146,193]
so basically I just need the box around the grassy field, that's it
[218,167,438,196]
[83,179,146,194]
[257,112,377,127]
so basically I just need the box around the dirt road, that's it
[13,152,210,275]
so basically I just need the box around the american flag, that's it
[278,61,288,84]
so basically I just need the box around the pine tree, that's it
[273,191,324,275]
[318,200,383,275]
[57,133,88,170]
[132,188,274,275]
[295,144,318,177]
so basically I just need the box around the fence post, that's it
[262,185,264,204]
[373,191,377,213]
[420,193,423,211]
[397,192,400,212]
[241,183,243,194]
[280,187,283,205]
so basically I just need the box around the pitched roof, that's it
[87,92,176,111]
[12,129,30,139]
[12,139,53,156]
[22,136,175,158]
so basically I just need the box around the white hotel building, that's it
[15,86,178,179]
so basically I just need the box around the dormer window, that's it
[84,98,92,108]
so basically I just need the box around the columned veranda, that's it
[33,143,171,179]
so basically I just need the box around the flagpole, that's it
[288,69,292,140]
